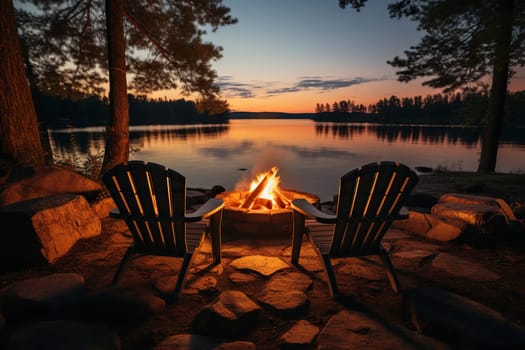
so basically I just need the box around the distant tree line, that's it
[314,90,525,126]
[37,93,229,127]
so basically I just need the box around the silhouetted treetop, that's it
[17,0,237,99]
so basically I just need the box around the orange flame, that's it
[250,167,280,197]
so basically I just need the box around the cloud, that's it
[216,75,391,99]
[268,77,382,95]
[215,76,259,98]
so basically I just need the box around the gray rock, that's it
[256,288,308,315]
[393,210,465,241]
[405,287,525,348]
[393,249,435,259]
[0,194,101,264]
[279,320,320,348]
[230,255,289,276]
[229,272,260,284]
[431,253,500,281]
[432,202,506,227]
[0,165,102,206]
[183,276,218,295]
[193,290,261,338]
[1,273,85,313]
[91,197,116,219]
[79,287,166,322]
[439,193,518,221]
[265,272,313,292]
[317,310,449,350]
[338,258,386,281]
[155,334,255,350]
[5,320,120,350]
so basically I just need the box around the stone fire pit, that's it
[216,189,319,240]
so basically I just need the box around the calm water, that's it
[49,119,525,202]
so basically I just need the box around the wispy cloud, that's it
[217,75,390,98]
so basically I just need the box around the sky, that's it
[161,0,525,113]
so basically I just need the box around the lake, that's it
[49,119,525,202]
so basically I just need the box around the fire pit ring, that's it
[217,189,319,240]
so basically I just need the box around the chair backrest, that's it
[331,161,418,256]
[102,161,187,256]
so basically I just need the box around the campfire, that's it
[239,167,289,210]
[217,167,319,239]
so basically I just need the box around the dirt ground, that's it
[1,172,524,349]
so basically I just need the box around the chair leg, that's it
[209,213,222,264]
[291,212,305,265]
[320,254,339,298]
[111,243,135,285]
[378,244,400,294]
[174,253,193,298]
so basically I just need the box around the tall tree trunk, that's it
[102,0,129,174]
[477,0,514,173]
[0,0,45,166]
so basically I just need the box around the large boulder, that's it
[5,320,120,350]
[405,287,525,348]
[0,194,101,265]
[0,165,102,206]
[394,193,520,242]
[193,290,261,338]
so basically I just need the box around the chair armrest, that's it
[291,198,337,224]
[185,198,224,222]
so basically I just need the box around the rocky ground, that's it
[1,171,525,349]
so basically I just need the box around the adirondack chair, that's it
[291,161,418,298]
[102,161,224,297]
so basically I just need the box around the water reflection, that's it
[315,123,484,146]
[50,124,230,156]
[48,120,525,201]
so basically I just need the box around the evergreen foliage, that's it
[16,0,237,99]
[314,90,525,126]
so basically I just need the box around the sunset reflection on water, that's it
[49,119,525,201]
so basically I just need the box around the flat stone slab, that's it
[394,250,435,259]
[229,272,260,284]
[193,290,261,338]
[394,239,441,253]
[183,276,218,295]
[1,273,85,310]
[264,272,313,292]
[279,320,320,348]
[317,310,449,350]
[5,320,120,350]
[405,287,525,348]
[155,334,256,350]
[338,258,385,281]
[230,255,289,276]
[431,253,500,281]
[256,288,308,315]
[382,228,412,241]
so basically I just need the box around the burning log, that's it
[253,197,273,210]
[274,188,289,208]
[240,168,275,209]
